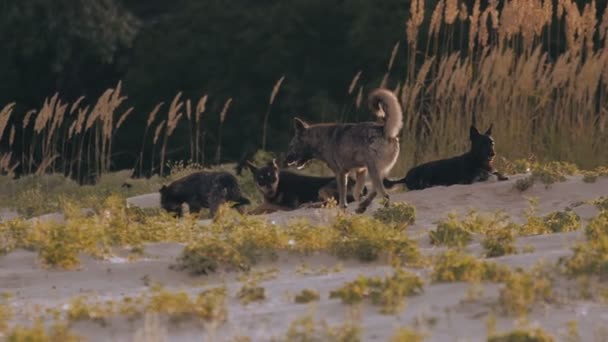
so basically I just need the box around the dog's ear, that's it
[469,125,480,140]
[245,160,258,173]
[485,124,493,136]
[293,117,309,133]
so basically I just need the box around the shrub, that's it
[7,320,81,342]
[530,161,577,187]
[280,313,361,342]
[487,327,554,342]
[542,211,581,233]
[294,289,320,304]
[584,210,608,240]
[582,171,598,183]
[514,176,535,192]
[372,202,416,229]
[390,327,426,342]
[431,250,511,283]
[498,269,553,316]
[329,214,421,265]
[482,224,518,257]
[330,269,424,314]
[237,284,266,305]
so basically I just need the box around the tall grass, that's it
[390,0,608,174]
[0,1,607,181]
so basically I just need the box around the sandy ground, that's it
[1,174,607,341]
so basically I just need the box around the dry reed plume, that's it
[1,1,608,181]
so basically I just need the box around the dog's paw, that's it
[355,207,366,214]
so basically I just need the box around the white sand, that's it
[1,174,607,341]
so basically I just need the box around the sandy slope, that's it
[1,174,607,341]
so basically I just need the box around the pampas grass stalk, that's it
[262,76,285,150]
[160,93,183,176]
[195,95,208,164]
[215,98,232,164]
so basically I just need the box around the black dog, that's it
[384,124,508,191]
[238,159,359,214]
[159,171,250,217]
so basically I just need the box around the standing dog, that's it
[285,88,403,213]
[159,171,250,218]
[240,159,358,214]
[383,124,508,191]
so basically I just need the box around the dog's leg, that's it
[353,168,367,202]
[356,190,377,214]
[368,164,390,205]
[336,172,349,209]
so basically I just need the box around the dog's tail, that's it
[368,88,403,139]
[382,177,406,190]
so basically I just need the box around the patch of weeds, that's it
[498,268,553,316]
[563,320,580,342]
[237,268,279,283]
[329,214,421,265]
[530,161,577,187]
[173,206,287,275]
[542,211,581,233]
[582,171,599,183]
[194,287,228,322]
[145,285,227,323]
[514,176,535,192]
[7,320,82,342]
[0,302,11,333]
[294,289,320,304]
[390,327,426,342]
[0,218,35,254]
[494,157,532,176]
[430,210,511,248]
[285,219,336,254]
[518,198,581,236]
[487,327,555,342]
[329,269,424,314]
[279,313,361,342]
[482,224,518,257]
[237,284,266,305]
[592,197,608,211]
[173,237,250,275]
[295,263,343,276]
[372,202,416,229]
[66,296,113,324]
[522,245,536,253]
[561,228,608,279]
[584,210,608,240]
[431,250,511,283]
[429,212,476,247]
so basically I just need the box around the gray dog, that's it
[285,88,403,213]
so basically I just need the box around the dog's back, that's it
[384,124,508,191]
[160,171,249,216]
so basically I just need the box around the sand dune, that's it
[0,174,607,341]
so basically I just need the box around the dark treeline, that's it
[0,0,606,179]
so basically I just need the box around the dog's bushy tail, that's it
[368,88,403,139]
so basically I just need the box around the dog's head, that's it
[469,124,496,169]
[159,185,182,215]
[285,118,315,170]
[245,159,280,197]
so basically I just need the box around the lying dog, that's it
[384,124,508,191]
[285,88,403,213]
[240,159,358,214]
[159,171,250,218]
